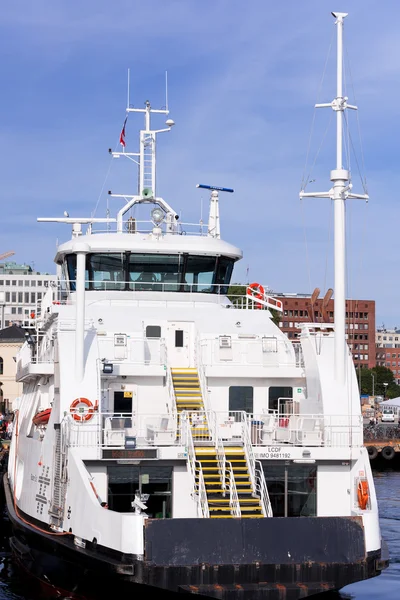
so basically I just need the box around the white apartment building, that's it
[0,262,57,329]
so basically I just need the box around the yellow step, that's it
[210,515,234,519]
[240,507,262,512]
[241,515,264,519]
[208,498,256,504]
[209,507,231,512]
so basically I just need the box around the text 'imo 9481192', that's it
[4,11,388,600]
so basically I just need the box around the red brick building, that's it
[375,329,400,385]
[275,293,376,370]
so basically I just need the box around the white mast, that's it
[300,12,368,385]
[109,73,175,231]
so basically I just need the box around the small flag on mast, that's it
[119,117,127,147]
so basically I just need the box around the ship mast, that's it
[109,73,176,233]
[300,12,368,385]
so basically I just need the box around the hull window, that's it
[262,463,317,517]
[108,465,172,516]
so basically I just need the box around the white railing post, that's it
[227,461,241,518]
[182,412,209,518]
[255,460,273,517]
[241,412,272,517]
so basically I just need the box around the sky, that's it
[0,0,399,327]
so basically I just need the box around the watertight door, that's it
[167,322,192,367]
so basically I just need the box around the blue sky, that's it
[0,1,399,327]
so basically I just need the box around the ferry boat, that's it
[4,12,388,600]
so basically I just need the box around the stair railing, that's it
[240,411,257,492]
[255,460,273,517]
[226,461,241,518]
[195,334,226,494]
[181,411,209,518]
[195,460,210,519]
[241,417,272,517]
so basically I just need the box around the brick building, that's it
[376,328,400,385]
[275,292,376,370]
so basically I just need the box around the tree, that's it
[358,366,400,399]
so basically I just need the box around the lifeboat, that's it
[32,408,51,427]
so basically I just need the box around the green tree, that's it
[358,366,400,399]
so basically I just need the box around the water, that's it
[0,469,398,599]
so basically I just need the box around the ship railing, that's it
[226,461,241,518]
[38,280,285,308]
[15,331,56,376]
[67,412,181,449]
[84,218,224,237]
[240,412,363,448]
[255,460,273,517]
[64,410,363,450]
[195,461,210,519]
[195,335,226,493]
[240,411,258,492]
[240,413,273,517]
[181,413,209,518]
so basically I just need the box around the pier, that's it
[364,424,400,460]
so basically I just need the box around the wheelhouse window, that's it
[128,254,182,291]
[64,252,235,294]
[89,254,125,290]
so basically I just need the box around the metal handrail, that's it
[255,460,273,517]
[181,413,209,518]
[240,411,257,491]
[195,336,226,492]
[195,460,210,519]
[226,461,241,518]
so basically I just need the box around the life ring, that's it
[247,282,265,309]
[367,446,378,460]
[382,446,395,461]
[357,480,370,510]
[70,398,95,422]
[247,282,265,299]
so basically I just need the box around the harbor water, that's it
[0,466,398,600]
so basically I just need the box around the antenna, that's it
[196,184,234,239]
[165,70,168,112]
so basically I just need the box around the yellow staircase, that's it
[171,368,264,519]
[171,368,209,439]
[195,447,264,518]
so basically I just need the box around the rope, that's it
[301,27,335,191]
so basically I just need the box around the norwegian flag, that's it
[119,117,127,147]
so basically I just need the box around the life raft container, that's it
[357,480,370,510]
[32,408,51,427]
[70,398,96,422]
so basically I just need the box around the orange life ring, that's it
[70,397,95,422]
[247,282,265,309]
[357,480,370,510]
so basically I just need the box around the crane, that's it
[0,251,15,261]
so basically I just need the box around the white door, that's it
[167,322,191,367]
